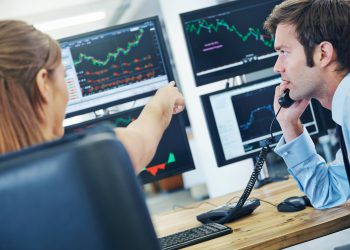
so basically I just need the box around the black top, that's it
[336,125,350,187]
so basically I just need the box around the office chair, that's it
[0,126,160,250]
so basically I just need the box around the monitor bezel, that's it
[59,16,174,118]
[139,111,196,184]
[64,108,195,184]
[180,0,282,86]
[200,76,324,167]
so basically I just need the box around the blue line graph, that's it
[239,105,274,131]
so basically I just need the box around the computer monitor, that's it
[201,77,320,167]
[180,0,282,86]
[59,16,173,117]
[65,107,195,184]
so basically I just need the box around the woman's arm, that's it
[115,82,185,172]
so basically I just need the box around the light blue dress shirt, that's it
[274,74,350,209]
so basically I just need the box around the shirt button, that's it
[283,152,289,157]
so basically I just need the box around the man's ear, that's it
[36,69,50,104]
[318,41,335,68]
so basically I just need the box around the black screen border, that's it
[65,108,195,184]
[201,78,276,167]
[140,112,196,184]
[59,16,174,118]
[200,77,329,167]
[180,0,282,86]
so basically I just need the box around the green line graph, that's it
[73,28,145,67]
[113,116,135,127]
[186,19,273,48]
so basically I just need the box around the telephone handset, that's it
[278,89,295,108]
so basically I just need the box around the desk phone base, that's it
[197,198,261,224]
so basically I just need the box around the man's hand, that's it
[273,85,309,142]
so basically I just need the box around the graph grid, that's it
[70,24,166,97]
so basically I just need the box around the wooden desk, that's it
[152,179,350,249]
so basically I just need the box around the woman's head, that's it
[0,20,68,154]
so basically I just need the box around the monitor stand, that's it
[255,176,289,189]
[253,156,289,189]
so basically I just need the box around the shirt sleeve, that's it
[274,128,350,209]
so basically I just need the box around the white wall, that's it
[159,0,255,198]
[0,0,156,40]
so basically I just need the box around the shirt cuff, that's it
[274,128,317,167]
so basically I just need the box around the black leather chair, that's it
[0,126,160,250]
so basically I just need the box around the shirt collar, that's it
[332,73,350,126]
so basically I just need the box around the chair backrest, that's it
[0,127,160,250]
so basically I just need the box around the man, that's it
[264,0,350,209]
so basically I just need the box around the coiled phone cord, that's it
[216,106,283,224]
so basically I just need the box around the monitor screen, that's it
[65,107,195,184]
[180,0,282,86]
[59,17,173,117]
[201,78,320,167]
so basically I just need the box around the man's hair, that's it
[264,0,350,71]
[0,20,61,154]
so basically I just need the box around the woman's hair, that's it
[0,20,62,154]
[264,0,350,71]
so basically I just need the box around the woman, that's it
[0,20,185,172]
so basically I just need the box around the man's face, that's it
[273,23,321,101]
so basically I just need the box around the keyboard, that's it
[158,223,233,250]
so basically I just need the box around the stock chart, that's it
[231,85,316,143]
[66,106,194,182]
[231,85,279,142]
[70,25,165,97]
[181,0,280,85]
[183,9,275,73]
